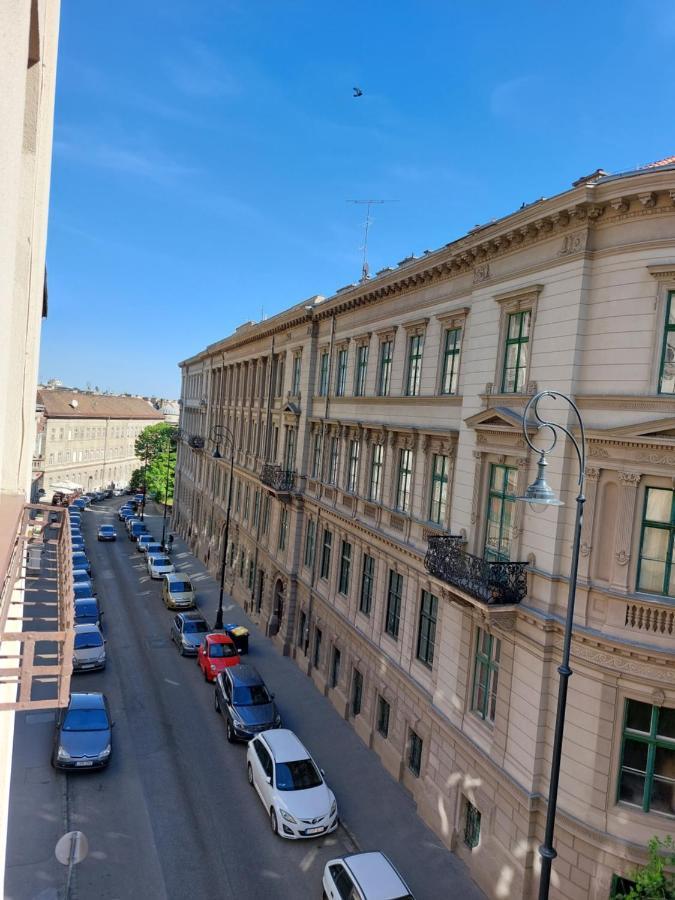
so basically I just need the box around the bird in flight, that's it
[353,87,363,97]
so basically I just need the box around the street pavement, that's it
[5,498,485,900]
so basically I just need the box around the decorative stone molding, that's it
[638,192,657,208]
[402,317,430,334]
[558,230,588,256]
[436,307,470,329]
[473,262,490,284]
[572,641,673,685]
[611,472,641,591]
[578,466,601,578]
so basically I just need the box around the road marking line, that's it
[164,679,179,686]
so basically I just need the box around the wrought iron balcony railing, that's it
[188,434,205,450]
[260,464,296,493]
[424,534,527,606]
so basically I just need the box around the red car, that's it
[197,634,240,682]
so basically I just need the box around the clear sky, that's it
[40,0,675,398]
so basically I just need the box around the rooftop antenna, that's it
[348,199,396,282]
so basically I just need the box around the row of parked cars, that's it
[59,498,415,899]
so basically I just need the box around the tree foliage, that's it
[616,836,675,899]
[133,424,178,504]
[134,422,177,462]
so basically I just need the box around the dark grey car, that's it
[214,664,281,742]
[52,692,112,770]
[171,612,209,656]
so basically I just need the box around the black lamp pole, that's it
[518,390,586,900]
[212,424,235,630]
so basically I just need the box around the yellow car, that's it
[162,573,196,610]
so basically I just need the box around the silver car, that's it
[170,612,209,656]
[72,624,106,672]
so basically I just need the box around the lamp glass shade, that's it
[212,446,222,460]
[517,455,563,507]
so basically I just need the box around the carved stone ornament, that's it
[572,643,674,684]
[588,445,610,458]
[610,197,630,213]
[579,542,591,557]
[558,230,588,256]
[638,192,657,208]
[615,550,630,567]
[584,466,601,481]
[473,262,490,284]
[618,471,641,487]
[652,689,666,707]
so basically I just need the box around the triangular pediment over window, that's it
[464,406,536,433]
[587,417,675,446]
[283,401,300,416]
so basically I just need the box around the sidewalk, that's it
[144,512,486,900]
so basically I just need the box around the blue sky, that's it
[41,0,675,397]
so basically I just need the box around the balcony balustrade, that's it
[188,434,205,450]
[260,464,296,494]
[425,534,527,606]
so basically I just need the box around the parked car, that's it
[52,692,112,770]
[74,582,95,601]
[129,521,149,542]
[72,624,106,672]
[72,551,91,576]
[70,498,87,511]
[140,541,163,557]
[97,524,116,542]
[71,537,86,553]
[68,513,81,526]
[70,527,82,541]
[197,633,240,682]
[162,574,195,610]
[322,853,414,900]
[170,612,209,656]
[73,568,92,587]
[136,534,154,552]
[147,554,174,580]
[246,729,338,840]
[214,664,280,742]
[74,597,103,629]
[118,505,133,520]
[112,488,125,497]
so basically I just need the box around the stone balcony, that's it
[424,534,528,606]
[260,464,296,495]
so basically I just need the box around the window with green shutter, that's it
[637,487,675,597]
[385,570,403,639]
[441,327,461,394]
[378,340,393,396]
[429,454,448,524]
[355,344,369,396]
[359,554,374,615]
[369,443,383,501]
[472,628,500,723]
[396,448,413,513]
[335,347,348,396]
[408,729,423,776]
[405,333,423,396]
[463,800,481,849]
[659,291,675,394]
[416,590,438,667]
[484,464,517,562]
[338,540,352,595]
[618,699,675,818]
[501,310,531,393]
[320,528,332,579]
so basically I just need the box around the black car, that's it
[214,664,281,743]
[74,597,103,629]
[52,692,112,770]
[170,612,209,656]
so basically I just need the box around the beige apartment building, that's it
[175,160,675,899]
[0,0,69,888]
[36,390,163,496]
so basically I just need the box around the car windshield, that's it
[208,642,237,658]
[76,603,97,617]
[73,572,88,582]
[183,621,208,634]
[152,557,171,567]
[146,546,162,553]
[63,708,109,731]
[100,526,114,533]
[73,554,87,562]
[74,632,103,649]
[275,759,323,791]
[232,684,270,706]
[170,581,192,593]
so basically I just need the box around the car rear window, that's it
[183,621,208,633]
[76,602,97,617]
[208,642,237,658]
[170,581,192,593]
[63,708,108,731]
[233,684,270,706]
[153,557,171,566]
[275,759,322,791]
[74,632,103,649]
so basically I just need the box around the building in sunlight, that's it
[175,159,675,899]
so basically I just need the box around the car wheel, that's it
[226,718,235,743]
[270,808,278,835]
[214,691,220,712]
[247,763,254,786]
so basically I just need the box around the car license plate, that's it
[75,760,93,767]
[305,826,324,835]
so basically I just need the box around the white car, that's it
[136,534,155,553]
[322,852,414,900]
[72,624,106,672]
[147,554,175,579]
[246,729,338,840]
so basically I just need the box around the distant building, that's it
[36,390,162,496]
[159,400,180,424]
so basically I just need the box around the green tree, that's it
[134,422,176,463]
[145,447,175,504]
[129,468,144,493]
[616,836,675,899]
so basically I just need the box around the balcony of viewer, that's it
[424,534,528,606]
[259,464,296,495]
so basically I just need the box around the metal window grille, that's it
[463,801,481,849]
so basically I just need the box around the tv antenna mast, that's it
[348,199,395,282]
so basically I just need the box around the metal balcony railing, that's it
[260,464,296,494]
[188,434,205,450]
[424,534,527,606]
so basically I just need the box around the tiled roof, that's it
[37,390,162,420]
[641,155,675,169]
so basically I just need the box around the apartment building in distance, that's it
[35,389,163,497]
[175,159,675,899]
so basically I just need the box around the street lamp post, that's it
[139,448,149,521]
[161,429,182,548]
[212,424,235,631]
[516,390,586,900]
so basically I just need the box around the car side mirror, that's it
[265,775,272,785]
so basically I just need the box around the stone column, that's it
[578,466,600,580]
[610,471,641,591]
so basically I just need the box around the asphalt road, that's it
[6,500,355,900]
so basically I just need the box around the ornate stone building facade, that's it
[175,161,675,899]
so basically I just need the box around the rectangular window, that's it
[385,570,403,639]
[304,519,316,568]
[484,464,517,562]
[359,554,375,615]
[408,729,423,777]
[618,699,675,818]
[261,495,270,535]
[235,479,241,512]
[369,443,383,501]
[297,610,306,648]
[463,801,481,850]
[284,428,296,471]
[416,590,438,668]
[396,448,413,513]
[252,489,260,527]
[429,454,448,525]
[351,669,363,716]
[278,506,288,551]
[247,559,255,590]
[377,339,393,396]
[405,333,424,396]
[328,436,339,484]
[291,354,302,396]
[243,484,250,521]
[472,628,501,723]
[335,347,348,396]
[354,344,369,396]
[320,528,332,579]
[313,627,322,668]
[377,695,390,738]
[637,487,675,597]
[330,646,341,688]
[311,433,322,479]
[501,310,531,393]
[318,350,329,396]
[659,291,675,394]
[441,327,461,394]
[347,439,360,493]
[338,540,352,595]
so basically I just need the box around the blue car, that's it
[72,551,91,576]
[74,582,94,601]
